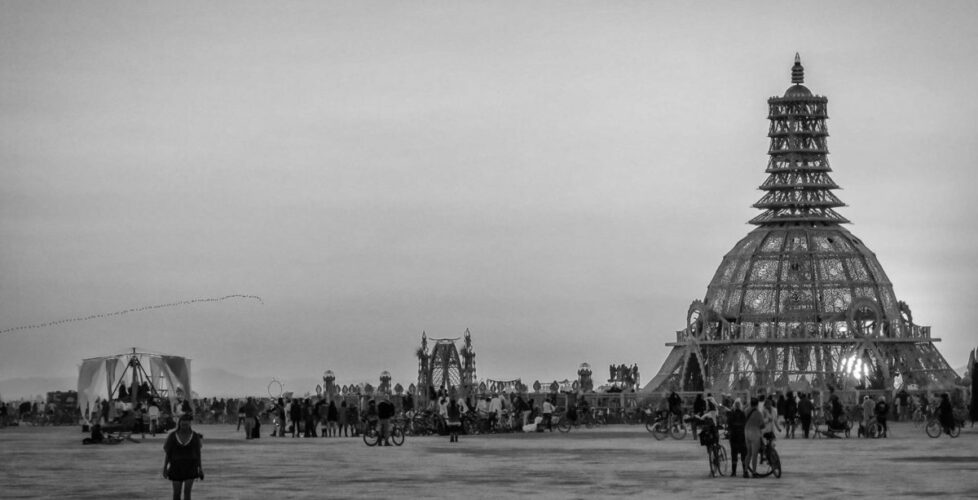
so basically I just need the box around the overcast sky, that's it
[2,1,977,395]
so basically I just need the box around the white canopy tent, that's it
[77,349,191,413]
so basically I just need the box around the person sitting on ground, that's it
[82,422,105,445]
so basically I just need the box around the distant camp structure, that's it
[645,55,959,395]
[77,348,191,414]
[416,330,476,402]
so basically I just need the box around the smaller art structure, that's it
[416,329,476,402]
[76,348,191,415]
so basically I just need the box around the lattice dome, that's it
[706,225,899,332]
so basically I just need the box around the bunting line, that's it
[0,294,264,335]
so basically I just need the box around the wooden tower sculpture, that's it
[416,329,477,399]
[645,55,959,394]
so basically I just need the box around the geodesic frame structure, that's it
[645,55,958,394]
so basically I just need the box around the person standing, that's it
[874,396,890,438]
[797,393,814,438]
[289,398,302,438]
[242,398,257,440]
[783,391,797,439]
[446,398,462,443]
[744,398,764,477]
[326,401,339,437]
[148,400,161,436]
[542,397,555,432]
[338,400,349,437]
[727,399,748,478]
[377,395,396,446]
[162,414,203,500]
[861,395,875,437]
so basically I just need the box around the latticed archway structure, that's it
[645,55,959,394]
[416,329,477,400]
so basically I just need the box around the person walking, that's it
[744,398,764,478]
[783,391,797,439]
[162,414,203,500]
[727,398,748,478]
[797,393,814,438]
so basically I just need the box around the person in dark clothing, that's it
[938,393,955,435]
[874,396,890,438]
[162,414,203,500]
[783,391,797,439]
[829,393,843,428]
[303,399,316,438]
[446,399,462,443]
[668,391,683,418]
[692,394,706,438]
[727,399,748,477]
[377,396,396,446]
[797,393,814,439]
[289,399,303,438]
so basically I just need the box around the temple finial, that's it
[791,53,804,84]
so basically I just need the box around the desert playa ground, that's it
[2,422,976,499]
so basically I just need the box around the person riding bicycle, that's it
[668,391,683,419]
[938,393,955,435]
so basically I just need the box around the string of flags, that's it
[0,294,264,335]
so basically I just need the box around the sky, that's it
[2,1,977,397]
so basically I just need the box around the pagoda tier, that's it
[750,54,848,226]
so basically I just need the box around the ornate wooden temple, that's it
[645,55,959,394]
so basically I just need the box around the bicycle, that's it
[649,412,687,440]
[925,416,961,438]
[707,441,728,478]
[745,433,781,478]
[362,419,405,446]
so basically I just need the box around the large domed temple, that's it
[645,55,958,394]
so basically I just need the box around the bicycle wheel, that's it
[708,448,719,478]
[557,418,571,433]
[716,444,728,476]
[391,426,405,446]
[769,448,781,478]
[869,422,884,439]
[949,422,961,438]
[651,422,668,440]
[645,420,656,433]
[670,422,687,440]
[925,419,942,438]
[362,427,379,446]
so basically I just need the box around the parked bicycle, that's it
[362,419,405,446]
[925,415,962,438]
[745,434,781,478]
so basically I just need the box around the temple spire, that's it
[791,52,804,84]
